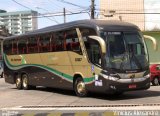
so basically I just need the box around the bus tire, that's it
[22,74,30,90]
[74,77,88,97]
[152,77,159,86]
[15,75,22,90]
[0,72,3,78]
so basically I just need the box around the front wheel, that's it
[152,77,159,86]
[74,77,88,97]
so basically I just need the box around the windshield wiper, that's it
[128,44,143,70]
[119,53,127,71]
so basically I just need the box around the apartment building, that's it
[100,0,145,30]
[0,10,38,35]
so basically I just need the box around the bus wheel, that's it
[15,75,22,89]
[22,74,30,90]
[74,77,88,97]
[152,77,159,86]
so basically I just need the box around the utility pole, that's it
[63,8,66,23]
[91,0,95,19]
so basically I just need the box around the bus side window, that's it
[18,38,27,54]
[86,38,102,67]
[39,34,51,53]
[79,28,97,40]
[28,37,38,53]
[51,32,64,51]
[3,40,12,55]
[51,33,56,52]
[56,32,64,51]
[66,29,82,54]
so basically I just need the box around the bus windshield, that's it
[100,31,149,72]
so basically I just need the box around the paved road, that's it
[0,78,160,109]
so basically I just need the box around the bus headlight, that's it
[144,74,150,78]
[109,76,119,81]
[100,73,119,81]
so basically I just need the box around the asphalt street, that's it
[0,78,160,109]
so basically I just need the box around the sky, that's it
[0,0,160,30]
[0,0,99,29]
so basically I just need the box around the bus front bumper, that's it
[100,74,150,93]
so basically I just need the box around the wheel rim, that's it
[23,76,28,88]
[16,78,21,87]
[77,81,86,94]
[154,78,159,85]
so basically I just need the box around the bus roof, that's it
[5,19,140,39]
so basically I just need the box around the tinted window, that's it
[39,34,51,52]
[84,37,101,66]
[51,32,64,51]
[156,65,160,70]
[108,32,125,56]
[28,37,38,53]
[12,40,18,55]
[80,28,97,40]
[3,40,12,55]
[65,29,81,54]
[18,38,27,54]
[51,29,81,53]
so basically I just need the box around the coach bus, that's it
[2,20,155,97]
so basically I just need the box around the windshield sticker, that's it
[91,65,94,72]
[108,32,121,35]
[95,80,103,86]
[95,75,98,80]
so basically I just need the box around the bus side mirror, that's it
[88,36,106,54]
[144,35,157,51]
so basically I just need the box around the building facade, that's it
[0,10,38,35]
[100,0,145,31]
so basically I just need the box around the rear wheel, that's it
[74,77,88,97]
[22,74,30,90]
[152,77,159,86]
[0,72,3,78]
[15,75,22,89]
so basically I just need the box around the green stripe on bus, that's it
[3,54,94,83]
[84,77,94,82]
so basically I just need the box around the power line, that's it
[11,0,59,24]
[12,0,32,10]
[38,11,90,17]
[55,0,88,9]
[35,7,59,24]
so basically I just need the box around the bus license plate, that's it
[129,84,137,89]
